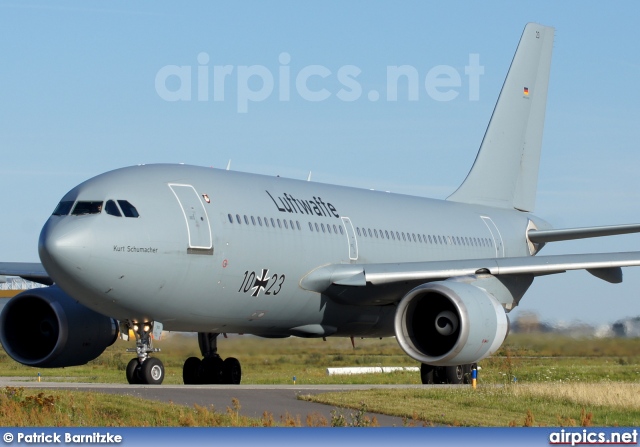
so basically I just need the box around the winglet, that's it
[447,23,554,212]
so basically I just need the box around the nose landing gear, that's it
[124,321,164,385]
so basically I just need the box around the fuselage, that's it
[38,164,550,336]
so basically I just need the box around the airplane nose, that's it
[39,217,93,283]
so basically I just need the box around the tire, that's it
[126,358,141,384]
[202,356,224,384]
[140,357,164,385]
[183,357,202,385]
[420,364,435,384]
[444,365,464,384]
[222,357,242,384]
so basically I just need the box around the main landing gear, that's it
[182,332,242,385]
[420,363,476,384]
[125,321,164,385]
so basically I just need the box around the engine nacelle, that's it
[0,286,118,368]
[394,280,509,366]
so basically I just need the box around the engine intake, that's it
[0,286,118,368]
[394,280,508,366]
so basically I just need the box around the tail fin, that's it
[447,23,554,212]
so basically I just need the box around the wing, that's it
[0,262,52,285]
[300,251,640,305]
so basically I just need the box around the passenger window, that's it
[296,221,301,230]
[228,214,233,223]
[106,200,122,217]
[244,215,249,225]
[264,217,269,227]
[258,217,263,226]
[271,218,276,227]
[315,223,320,232]
[277,219,282,228]
[339,226,344,235]
[117,200,139,218]
[72,201,104,215]
[52,201,74,216]
[283,220,289,229]
[321,223,326,233]
[236,214,241,224]
[356,227,360,236]
[251,216,256,225]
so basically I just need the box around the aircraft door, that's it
[169,184,213,255]
[481,216,504,257]
[341,217,358,261]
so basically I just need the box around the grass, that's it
[301,382,640,426]
[4,333,638,385]
[0,333,639,426]
[0,386,287,426]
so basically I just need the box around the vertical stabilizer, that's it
[447,23,554,212]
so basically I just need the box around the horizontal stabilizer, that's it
[529,223,640,243]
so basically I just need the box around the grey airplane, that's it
[2,23,640,386]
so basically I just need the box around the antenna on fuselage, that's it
[226,160,231,170]
[307,171,312,181]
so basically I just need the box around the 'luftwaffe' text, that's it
[266,191,339,218]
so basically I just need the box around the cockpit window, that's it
[71,201,103,215]
[118,200,139,218]
[105,200,122,217]
[52,201,74,216]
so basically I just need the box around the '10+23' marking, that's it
[239,269,285,297]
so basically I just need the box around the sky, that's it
[1,1,639,326]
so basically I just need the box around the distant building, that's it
[612,317,640,338]
[0,277,46,298]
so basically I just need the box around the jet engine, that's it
[0,286,118,368]
[394,280,509,366]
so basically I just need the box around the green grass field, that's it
[1,333,639,426]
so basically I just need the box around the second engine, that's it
[0,286,118,368]
[394,279,509,366]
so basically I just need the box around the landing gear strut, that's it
[125,321,164,385]
[420,363,476,384]
[182,332,242,385]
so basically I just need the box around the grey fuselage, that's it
[39,164,549,337]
